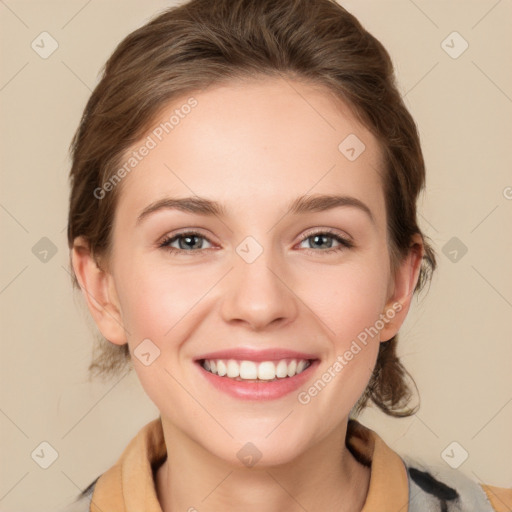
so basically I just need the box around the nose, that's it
[219,243,299,331]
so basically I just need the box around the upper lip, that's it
[195,348,319,362]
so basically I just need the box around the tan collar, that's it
[346,420,409,511]
[90,416,409,512]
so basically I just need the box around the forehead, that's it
[114,76,385,227]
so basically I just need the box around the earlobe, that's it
[71,236,127,346]
[379,234,424,342]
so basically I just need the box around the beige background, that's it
[0,1,511,510]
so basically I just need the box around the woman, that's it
[64,0,511,510]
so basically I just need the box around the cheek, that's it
[294,271,385,428]
[115,257,207,341]
[300,261,389,343]
[115,261,208,403]
[299,262,387,397]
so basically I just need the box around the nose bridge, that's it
[219,234,298,329]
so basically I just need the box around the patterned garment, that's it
[403,456,498,512]
[57,417,511,512]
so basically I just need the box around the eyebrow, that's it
[136,193,374,225]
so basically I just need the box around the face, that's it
[77,76,420,467]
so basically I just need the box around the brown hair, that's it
[67,0,436,417]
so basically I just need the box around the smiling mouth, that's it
[199,358,313,382]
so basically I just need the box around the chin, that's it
[208,430,311,469]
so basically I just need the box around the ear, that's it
[71,236,127,346]
[379,233,424,342]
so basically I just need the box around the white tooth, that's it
[210,360,216,373]
[296,360,308,374]
[227,359,240,378]
[287,359,297,377]
[276,360,288,378]
[258,361,276,380]
[216,360,227,376]
[239,361,258,379]
[203,360,211,371]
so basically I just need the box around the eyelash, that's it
[158,228,354,256]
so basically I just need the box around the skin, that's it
[72,76,423,512]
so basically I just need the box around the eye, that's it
[159,231,214,255]
[158,228,354,256]
[297,229,354,254]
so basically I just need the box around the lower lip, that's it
[195,360,319,401]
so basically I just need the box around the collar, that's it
[90,416,409,512]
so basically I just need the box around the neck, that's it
[155,418,370,512]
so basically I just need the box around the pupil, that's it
[313,234,331,249]
[182,235,199,249]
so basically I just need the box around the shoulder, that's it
[402,455,512,512]
[480,484,512,512]
[54,457,512,512]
